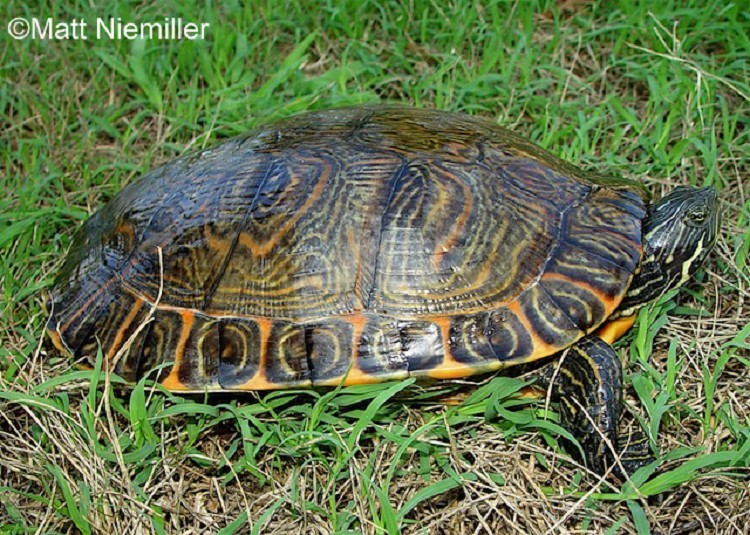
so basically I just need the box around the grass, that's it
[1,0,749,532]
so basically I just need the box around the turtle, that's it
[47,106,720,477]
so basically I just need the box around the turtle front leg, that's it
[540,335,653,478]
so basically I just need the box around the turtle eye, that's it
[686,208,708,225]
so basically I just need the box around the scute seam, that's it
[366,159,411,308]
[202,156,278,310]
[534,185,592,293]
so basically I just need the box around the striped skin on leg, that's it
[539,335,653,478]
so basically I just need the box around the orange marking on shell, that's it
[239,161,331,257]
[432,171,473,270]
[233,318,278,390]
[317,360,385,387]
[106,297,144,361]
[161,310,195,391]
[339,370,384,386]
[205,224,232,256]
[596,315,636,345]
[340,313,367,334]
[507,301,558,356]
[540,272,619,317]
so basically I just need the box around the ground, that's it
[1,0,749,533]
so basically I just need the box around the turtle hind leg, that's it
[540,335,654,478]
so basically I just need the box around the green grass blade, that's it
[396,477,463,521]
[45,464,91,535]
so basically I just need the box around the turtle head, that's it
[646,186,720,285]
[619,186,720,313]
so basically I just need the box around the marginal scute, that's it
[305,320,353,383]
[57,281,118,360]
[485,308,534,362]
[539,276,606,332]
[449,314,498,365]
[517,285,584,347]
[89,293,145,362]
[119,309,182,384]
[195,318,222,383]
[89,293,150,379]
[400,321,444,374]
[218,319,262,388]
[265,322,311,386]
[176,315,220,388]
[356,317,407,380]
